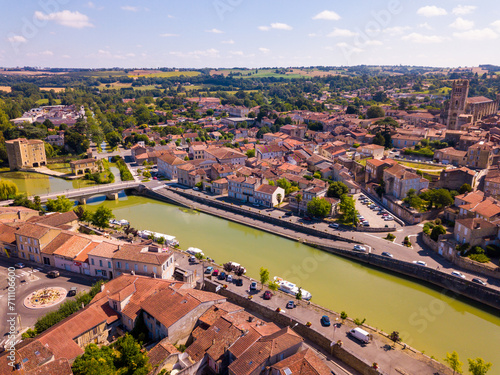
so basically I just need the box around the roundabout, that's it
[23,287,67,309]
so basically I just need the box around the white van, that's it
[349,327,371,344]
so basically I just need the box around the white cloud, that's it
[221,39,234,44]
[383,26,411,35]
[327,28,358,37]
[335,42,363,53]
[449,17,474,30]
[402,32,448,43]
[491,20,500,32]
[206,28,223,34]
[40,50,53,56]
[7,35,27,43]
[170,48,220,59]
[160,33,179,37]
[62,54,71,58]
[126,53,135,57]
[121,5,139,12]
[452,5,476,16]
[86,1,95,8]
[258,23,292,31]
[418,22,433,30]
[417,6,447,17]
[230,51,244,56]
[453,28,498,40]
[308,33,320,37]
[312,10,341,21]
[363,40,383,46]
[34,10,93,28]
[259,47,270,53]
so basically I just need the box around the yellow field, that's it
[0,86,11,93]
[40,87,66,92]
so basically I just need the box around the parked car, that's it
[47,270,60,278]
[189,256,196,263]
[218,272,226,280]
[472,277,487,286]
[67,287,78,297]
[362,221,370,227]
[384,216,394,221]
[329,223,339,229]
[373,207,381,211]
[212,269,219,277]
[250,281,257,291]
[320,315,331,327]
[451,271,466,279]
[226,275,233,283]
[303,216,312,222]
[286,300,295,309]
[193,187,200,191]
[235,278,244,286]
[263,291,272,300]
[285,211,293,216]
[205,266,213,274]
[381,252,393,258]
[14,263,25,269]
[353,245,367,252]
[413,260,427,267]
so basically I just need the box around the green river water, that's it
[2,172,500,371]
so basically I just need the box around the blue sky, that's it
[1,0,500,69]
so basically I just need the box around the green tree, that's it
[114,334,150,375]
[389,331,401,348]
[46,195,73,212]
[340,311,348,324]
[366,106,385,119]
[458,183,472,195]
[0,179,18,200]
[327,181,348,199]
[246,149,255,158]
[430,224,446,241]
[72,344,116,375]
[431,189,454,208]
[307,197,332,218]
[338,194,358,225]
[468,358,492,375]
[373,132,385,147]
[277,178,292,195]
[91,205,115,229]
[444,351,463,375]
[259,267,269,288]
[105,131,122,148]
[268,279,279,292]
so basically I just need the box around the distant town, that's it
[0,65,498,375]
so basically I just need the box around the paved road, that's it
[160,183,500,292]
[0,257,99,348]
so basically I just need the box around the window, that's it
[91,258,94,265]
[19,236,22,242]
[144,265,148,273]
[20,244,24,251]
[134,264,138,272]
[117,261,121,269]
[125,263,129,270]
[27,238,31,245]
[99,260,103,267]
[153,266,157,274]
[108,261,111,269]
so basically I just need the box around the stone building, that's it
[5,138,46,170]
[70,158,98,175]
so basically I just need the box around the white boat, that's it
[137,230,179,246]
[118,219,129,226]
[186,247,204,256]
[274,277,312,300]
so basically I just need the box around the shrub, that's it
[353,318,366,326]
[385,233,395,242]
[468,253,490,263]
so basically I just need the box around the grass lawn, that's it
[35,98,62,105]
[129,71,200,78]
[398,161,445,171]
[357,158,370,166]
[46,163,72,173]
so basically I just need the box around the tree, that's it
[276,193,282,207]
[431,189,454,208]
[277,178,292,195]
[458,183,472,194]
[259,267,269,288]
[389,331,401,348]
[444,351,463,375]
[373,132,385,147]
[340,311,348,324]
[327,182,348,199]
[430,224,446,241]
[366,106,385,119]
[246,149,255,158]
[0,179,18,200]
[468,358,492,375]
[90,205,115,229]
[46,196,73,212]
[72,344,116,375]
[268,279,279,292]
[295,287,302,300]
[307,197,332,218]
[114,334,150,375]
[338,194,358,225]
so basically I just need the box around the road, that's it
[160,183,500,292]
[0,257,99,348]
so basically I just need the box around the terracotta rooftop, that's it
[147,338,180,369]
[271,348,331,375]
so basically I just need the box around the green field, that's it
[129,71,201,78]
[211,68,343,79]
[35,98,62,105]
[398,161,444,171]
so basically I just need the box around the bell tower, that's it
[447,79,469,130]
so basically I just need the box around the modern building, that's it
[5,138,47,170]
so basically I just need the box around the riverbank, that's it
[139,185,500,312]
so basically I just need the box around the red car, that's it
[212,269,219,276]
[263,291,272,300]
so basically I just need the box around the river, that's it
[85,194,500,371]
[3,172,499,371]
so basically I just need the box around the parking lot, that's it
[354,193,400,229]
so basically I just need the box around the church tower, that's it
[447,80,469,130]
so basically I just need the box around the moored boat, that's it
[273,277,312,300]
